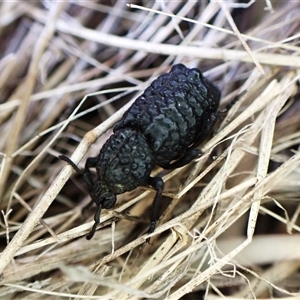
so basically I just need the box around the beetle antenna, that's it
[59,155,84,175]
[86,203,102,240]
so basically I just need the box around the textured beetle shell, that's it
[60,63,222,240]
[96,128,156,194]
[114,64,220,166]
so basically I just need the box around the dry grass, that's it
[0,1,300,299]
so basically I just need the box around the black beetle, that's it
[60,64,222,241]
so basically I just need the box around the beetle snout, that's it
[101,194,117,209]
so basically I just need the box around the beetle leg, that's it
[146,176,164,243]
[59,155,96,184]
[85,157,98,169]
[80,157,98,188]
[161,148,202,169]
[86,204,102,240]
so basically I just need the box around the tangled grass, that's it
[0,1,300,299]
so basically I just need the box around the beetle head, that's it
[88,179,117,209]
[83,171,117,240]
[59,155,117,209]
